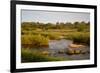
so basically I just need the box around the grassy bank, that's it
[21,34,49,48]
[21,49,69,62]
[64,32,90,45]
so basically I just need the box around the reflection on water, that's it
[49,39,73,50]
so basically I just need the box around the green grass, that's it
[21,22,90,62]
[21,49,69,62]
[64,32,90,45]
[21,34,49,48]
[21,30,90,46]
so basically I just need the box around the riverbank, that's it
[21,39,90,63]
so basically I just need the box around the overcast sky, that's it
[21,10,90,23]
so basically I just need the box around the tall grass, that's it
[65,32,90,45]
[46,33,61,40]
[21,34,49,48]
[21,49,68,62]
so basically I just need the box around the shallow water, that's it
[32,39,90,60]
[48,39,90,60]
[49,39,73,50]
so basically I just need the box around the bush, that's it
[72,33,90,45]
[21,34,49,48]
[65,33,90,45]
[47,33,60,40]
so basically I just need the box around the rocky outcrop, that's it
[66,44,87,55]
[68,44,85,48]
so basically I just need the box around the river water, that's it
[48,39,90,60]
[33,39,90,60]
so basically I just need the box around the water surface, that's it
[32,39,90,60]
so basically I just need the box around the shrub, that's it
[65,32,90,45]
[47,33,60,40]
[72,33,90,45]
[21,34,49,48]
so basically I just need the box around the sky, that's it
[21,10,90,23]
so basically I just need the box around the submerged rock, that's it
[66,49,74,55]
[58,50,65,54]
[42,51,50,55]
[66,44,87,55]
[74,50,81,54]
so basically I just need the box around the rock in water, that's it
[69,44,85,48]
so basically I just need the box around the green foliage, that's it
[47,33,60,40]
[21,21,90,62]
[21,34,49,48]
[21,21,90,46]
[73,33,90,45]
[21,49,68,62]
[21,21,90,31]
[77,25,84,32]
[65,32,90,45]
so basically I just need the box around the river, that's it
[32,39,90,60]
